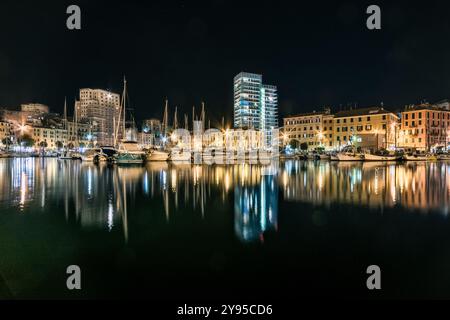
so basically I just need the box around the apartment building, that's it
[397,104,450,151]
[283,109,334,150]
[332,107,399,151]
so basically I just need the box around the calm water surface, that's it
[1,158,450,299]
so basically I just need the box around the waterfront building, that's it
[28,120,90,150]
[138,132,154,148]
[332,107,398,151]
[66,120,91,148]
[397,103,450,151]
[233,72,278,146]
[0,121,13,147]
[142,119,162,135]
[20,103,49,115]
[75,88,121,146]
[283,108,334,150]
[31,127,60,149]
[0,104,48,129]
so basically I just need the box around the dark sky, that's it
[1,0,450,126]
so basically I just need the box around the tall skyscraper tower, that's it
[233,72,278,131]
[233,72,278,147]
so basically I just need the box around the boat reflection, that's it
[1,158,449,245]
[0,159,280,243]
[281,160,450,214]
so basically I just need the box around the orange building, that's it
[398,104,450,151]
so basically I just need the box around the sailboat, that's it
[146,99,170,161]
[58,98,76,160]
[115,78,145,164]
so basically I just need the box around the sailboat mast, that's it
[123,77,127,140]
[192,106,195,130]
[74,99,78,149]
[201,102,205,129]
[173,106,178,129]
[63,97,67,130]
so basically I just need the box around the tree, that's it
[300,142,308,151]
[289,139,300,149]
[18,134,35,148]
[55,141,63,149]
[39,141,48,148]
[1,137,12,150]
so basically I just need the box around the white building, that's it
[233,72,278,146]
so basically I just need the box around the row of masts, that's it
[61,77,225,149]
[162,100,217,136]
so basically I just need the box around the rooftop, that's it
[333,107,395,118]
[285,109,331,119]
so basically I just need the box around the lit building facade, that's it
[75,89,121,146]
[20,103,49,115]
[0,121,13,147]
[142,119,162,134]
[332,107,398,151]
[283,109,334,150]
[233,72,278,146]
[29,121,90,150]
[397,104,450,151]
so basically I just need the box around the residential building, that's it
[332,107,399,151]
[142,119,162,134]
[397,103,450,151]
[21,103,49,114]
[0,121,13,147]
[75,88,121,146]
[283,109,334,150]
[138,132,154,148]
[233,72,278,145]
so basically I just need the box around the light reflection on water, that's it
[1,158,450,243]
[282,161,450,213]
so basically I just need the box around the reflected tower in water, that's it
[234,171,278,243]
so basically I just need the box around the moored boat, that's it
[169,150,192,162]
[0,150,10,158]
[336,146,364,161]
[364,150,401,161]
[437,153,450,160]
[403,153,437,161]
[81,148,107,162]
[146,149,170,161]
[58,151,74,160]
[116,141,145,164]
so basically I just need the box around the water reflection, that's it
[234,173,278,242]
[282,160,450,214]
[1,159,450,245]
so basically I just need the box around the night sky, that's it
[1,0,450,126]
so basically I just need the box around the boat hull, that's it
[437,154,450,160]
[170,153,191,162]
[364,154,400,161]
[337,154,363,161]
[146,151,169,161]
[404,155,437,161]
[116,153,145,164]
